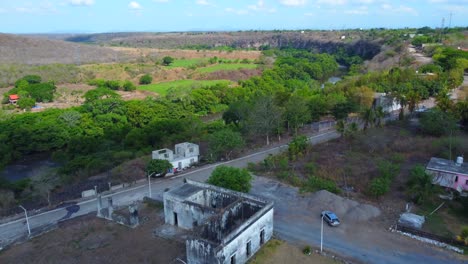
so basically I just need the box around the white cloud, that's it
[225,7,249,15]
[317,0,347,5]
[345,5,368,14]
[153,0,170,2]
[196,0,210,5]
[304,12,315,16]
[248,0,275,12]
[280,0,307,6]
[381,4,418,15]
[69,0,95,6]
[128,1,142,9]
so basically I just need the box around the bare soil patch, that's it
[0,204,185,264]
[110,47,262,60]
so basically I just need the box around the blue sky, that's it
[0,0,466,33]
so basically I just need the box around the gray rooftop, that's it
[426,157,468,175]
[168,184,203,199]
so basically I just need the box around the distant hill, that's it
[62,31,382,60]
[0,33,130,65]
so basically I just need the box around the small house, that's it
[9,94,19,104]
[426,157,468,195]
[152,142,199,172]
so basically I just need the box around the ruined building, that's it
[164,179,274,264]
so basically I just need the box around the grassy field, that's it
[167,58,210,68]
[138,79,231,96]
[197,63,257,73]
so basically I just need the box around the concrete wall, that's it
[187,208,274,264]
[171,156,199,171]
[152,148,173,161]
[164,195,217,230]
[175,142,199,158]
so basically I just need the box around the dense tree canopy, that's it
[207,166,253,193]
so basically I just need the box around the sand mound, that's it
[311,190,381,222]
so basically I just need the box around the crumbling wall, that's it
[218,207,274,264]
[164,197,217,230]
[200,201,263,244]
[190,207,274,264]
[186,239,220,264]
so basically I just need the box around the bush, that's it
[407,165,435,204]
[301,176,340,194]
[420,109,457,137]
[123,80,136,91]
[162,56,174,66]
[368,177,390,198]
[139,74,153,85]
[302,245,312,255]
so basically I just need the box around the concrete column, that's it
[96,195,103,217]
[129,203,139,227]
[107,197,113,220]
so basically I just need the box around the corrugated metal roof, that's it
[426,157,468,175]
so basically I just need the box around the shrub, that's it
[407,165,435,204]
[420,109,457,137]
[302,245,312,255]
[162,56,174,66]
[123,80,136,91]
[301,176,340,194]
[368,177,390,198]
[139,74,153,85]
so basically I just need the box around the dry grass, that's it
[249,239,340,264]
[0,205,185,264]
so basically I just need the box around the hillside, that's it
[64,31,383,60]
[0,33,131,65]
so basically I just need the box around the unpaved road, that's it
[252,177,466,264]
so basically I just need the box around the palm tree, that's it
[361,108,376,131]
[374,106,385,127]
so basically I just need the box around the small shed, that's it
[9,94,19,104]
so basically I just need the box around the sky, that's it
[0,0,467,33]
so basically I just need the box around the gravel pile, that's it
[311,190,381,222]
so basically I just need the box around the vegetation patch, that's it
[137,79,231,96]
[197,63,257,74]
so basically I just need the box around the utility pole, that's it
[439,17,445,43]
[148,172,152,198]
[448,12,452,29]
[320,214,324,252]
[19,205,31,236]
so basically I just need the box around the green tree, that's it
[288,135,308,161]
[162,56,174,66]
[208,129,245,161]
[139,74,153,85]
[146,159,173,177]
[407,165,435,204]
[247,96,284,145]
[17,97,36,110]
[84,87,120,103]
[207,166,253,193]
[284,95,310,135]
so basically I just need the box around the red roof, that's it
[9,94,19,100]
